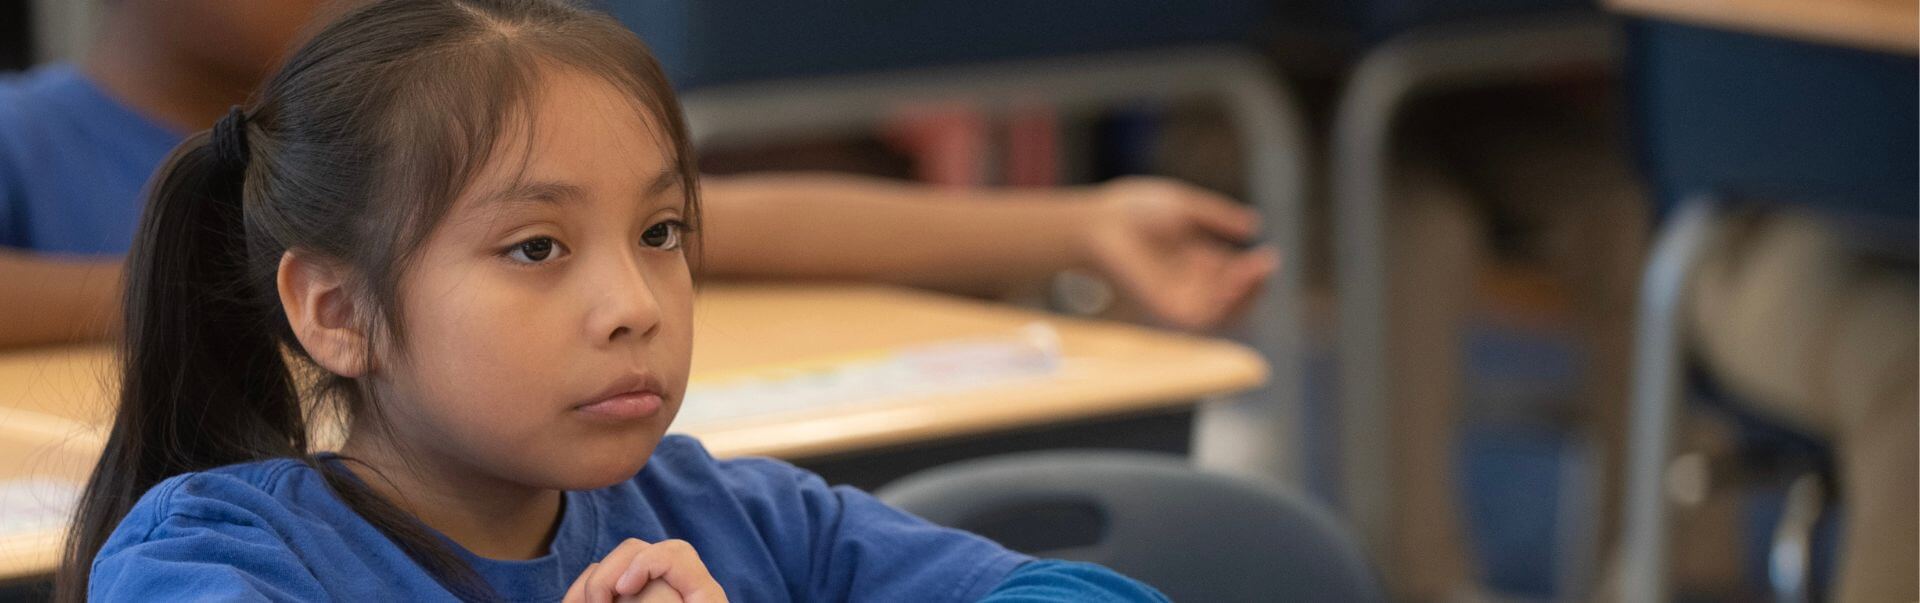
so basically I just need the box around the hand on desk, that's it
[1085,177,1281,331]
[565,538,727,603]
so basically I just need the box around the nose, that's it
[583,251,662,346]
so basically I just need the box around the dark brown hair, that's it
[57,1,699,600]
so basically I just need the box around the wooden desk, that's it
[0,282,1267,580]
[1607,0,1918,53]
[0,345,114,425]
[0,408,98,586]
[682,283,1267,458]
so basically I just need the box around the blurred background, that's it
[3,0,1914,601]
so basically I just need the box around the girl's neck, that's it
[337,428,563,561]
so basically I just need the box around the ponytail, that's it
[57,117,309,599]
[57,112,492,601]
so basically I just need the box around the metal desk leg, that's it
[1329,13,1616,574]
[1611,198,1727,603]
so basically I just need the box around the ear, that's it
[278,250,370,378]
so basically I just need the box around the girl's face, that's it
[371,66,694,491]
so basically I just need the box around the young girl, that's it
[57,1,1167,601]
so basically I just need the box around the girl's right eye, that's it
[504,237,566,264]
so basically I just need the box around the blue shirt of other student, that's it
[0,64,182,254]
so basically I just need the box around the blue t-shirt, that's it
[0,64,183,254]
[90,435,1165,602]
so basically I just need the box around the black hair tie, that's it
[210,106,251,171]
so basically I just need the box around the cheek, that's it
[463,304,561,381]
[393,276,573,434]
[657,268,697,384]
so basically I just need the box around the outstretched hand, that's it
[1082,177,1279,330]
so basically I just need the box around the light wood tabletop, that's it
[0,408,100,582]
[1607,0,1918,54]
[0,282,1268,579]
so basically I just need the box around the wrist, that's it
[1069,185,1117,272]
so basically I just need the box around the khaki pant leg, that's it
[1687,212,1917,602]
[1386,159,1487,601]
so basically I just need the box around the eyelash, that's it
[500,219,689,265]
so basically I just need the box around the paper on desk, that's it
[0,478,80,538]
[675,323,1063,427]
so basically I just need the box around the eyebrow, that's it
[479,169,682,210]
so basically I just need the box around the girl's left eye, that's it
[641,220,685,250]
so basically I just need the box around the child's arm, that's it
[700,449,1162,602]
[90,512,330,601]
[0,251,120,347]
[699,174,1277,330]
[0,175,1273,349]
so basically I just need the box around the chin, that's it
[550,432,667,490]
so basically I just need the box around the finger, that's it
[566,563,600,603]
[589,539,653,603]
[1208,248,1281,326]
[1227,246,1282,289]
[625,581,684,603]
[1166,246,1276,330]
[614,540,715,596]
[1214,279,1265,327]
[1178,191,1261,242]
[1166,247,1237,330]
[616,540,727,603]
[1095,238,1181,323]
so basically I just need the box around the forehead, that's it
[453,65,678,214]
[528,66,672,166]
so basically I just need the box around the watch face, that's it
[1051,269,1116,317]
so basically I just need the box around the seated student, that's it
[62,1,1168,600]
[0,0,1276,348]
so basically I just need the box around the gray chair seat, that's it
[878,450,1385,602]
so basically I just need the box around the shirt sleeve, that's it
[88,478,330,602]
[706,453,1031,602]
[977,560,1171,603]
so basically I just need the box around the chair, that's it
[1610,17,1917,602]
[1326,9,1619,585]
[876,450,1386,602]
